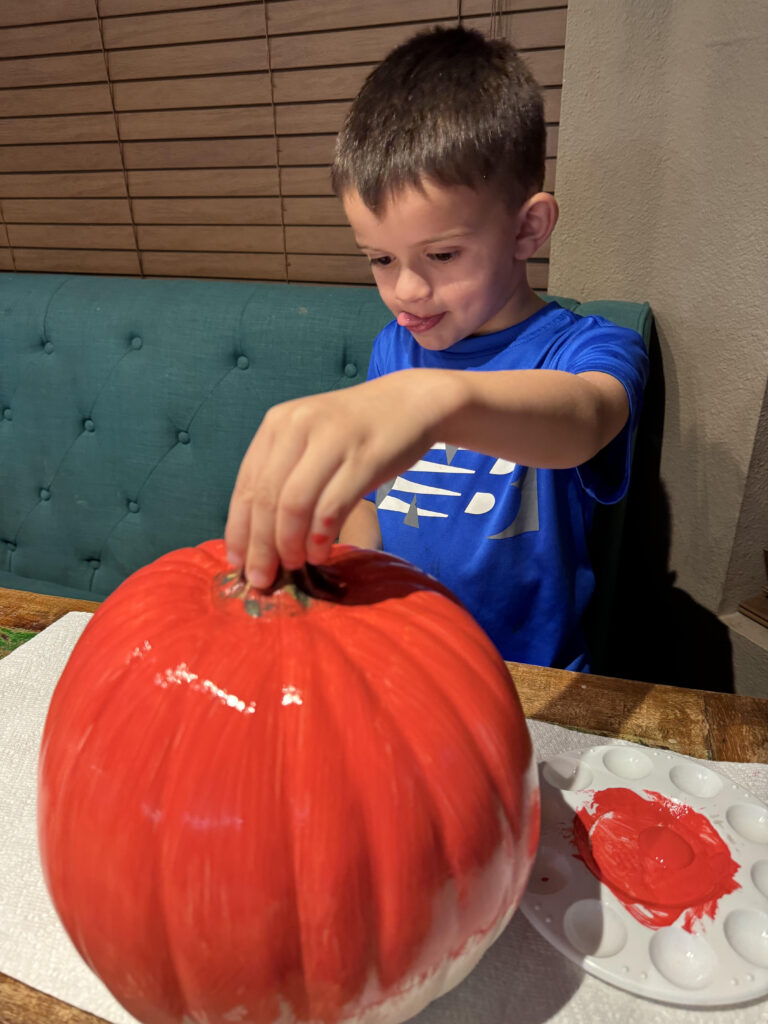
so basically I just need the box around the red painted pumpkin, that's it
[39,540,539,1024]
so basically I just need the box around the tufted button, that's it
[5,541,16,552]
[343,362,358,378]
[39,487,51,501]
[2,407,12,421]
[127,500,140,514]
[236,355,249,370]
[130,336,143,350]
[83,418,95,432]
[177,430,190,445]
[88,558,101,570]
[43,341,54,354]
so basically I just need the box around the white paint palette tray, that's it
[521,744,768,1007]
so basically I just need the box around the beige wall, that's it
[549,0,768,691]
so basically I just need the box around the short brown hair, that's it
[331,26,546,212]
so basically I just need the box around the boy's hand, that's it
[224,372,441,588]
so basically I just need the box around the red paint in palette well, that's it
[573,788,740,932]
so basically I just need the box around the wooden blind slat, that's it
[99,0,249,16]
[528,263,548,290]
[266,0,455,36]
[0,172,127,199]
[0,19,102,59]
[272,64,372,105]
[463,0,564,11]
[137,225,283,252]
[278,135,335,167]
[543,88,561,124]
[2,199,133,224]
[13,249,141,275]
[285,225,357,256]
[107,39,269,81]
[123,139,277,170]
[288,253,370,285]
[117,107,274,141]
[0,84,112,118]
[102,4,266,50]
[281,166,331,197]
[0,0,94,27]
[0,114,118,146]
[275,102,347,137]
[131,198,283,225]
[544,158,556,192]
[126,168,280,197]
[141,251,285,280]
[0,249,14,270]
[283,197,347,226]
[0,143,123,173]
[269,21,451,70]
[0,53,106,89]
[464,11,567,49]
[8,224,137,249]
[112,74,271,112]
[508,48,564,88]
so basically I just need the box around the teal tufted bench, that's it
[0,273,391,601]
[0,272,652,666]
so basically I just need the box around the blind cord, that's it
[263,1,289,283]
[93,0,145,277]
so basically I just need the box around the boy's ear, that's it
[513,192,559,261]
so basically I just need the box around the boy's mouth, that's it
[397,311,445,333]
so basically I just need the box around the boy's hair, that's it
[331,26,546,212]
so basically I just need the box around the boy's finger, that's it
[274,444,346,571]
[303,457,375,565]
[241,428,312,586]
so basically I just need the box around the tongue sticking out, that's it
[397,312,443,332]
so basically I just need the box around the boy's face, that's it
[343,179,528,350]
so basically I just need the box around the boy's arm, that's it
[225,366,629,587]
[339,499,382,550]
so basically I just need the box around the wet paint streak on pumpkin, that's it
[572,788,740,933]
[38,540,539,1024]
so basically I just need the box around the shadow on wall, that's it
[601,324,735,693]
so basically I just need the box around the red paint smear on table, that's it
[573,788,740,932]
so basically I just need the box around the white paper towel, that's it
[1,612,766,1024]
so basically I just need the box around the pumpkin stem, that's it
[216,562,346,616]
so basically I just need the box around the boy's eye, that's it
[430,251,457,263]
[369,256,392,267]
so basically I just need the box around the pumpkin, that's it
[38,540,539,1024]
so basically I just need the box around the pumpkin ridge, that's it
[280,610,397,1019]
[41,625,207,1021]
[362,595,532,841]
[156,619,307,1023]
[310,621,450,997]
[334,612,504,889]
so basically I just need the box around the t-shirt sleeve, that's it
[556,318,649,505]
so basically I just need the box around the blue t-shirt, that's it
[365,301,649,671]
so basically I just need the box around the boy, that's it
[225,26,648,671]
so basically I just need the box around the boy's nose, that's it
[395,267,431,303]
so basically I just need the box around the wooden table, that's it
[2,584,767,1024]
